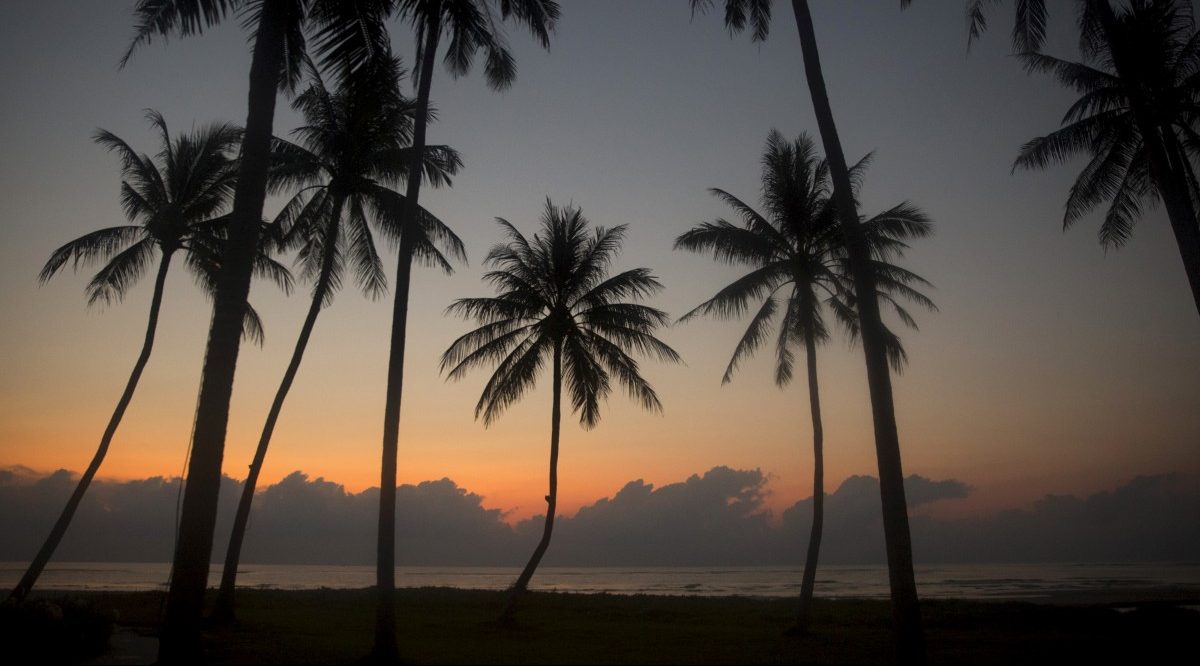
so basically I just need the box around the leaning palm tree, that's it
[691,1,927,659]
[675,130,935,633]
[211,57,464,624]
[1008,0,1200,316]
[968,0,1200,317]
[442,200,681,622]
[373,0,559,658]
[122,2,396,657]
[7,111,290,604]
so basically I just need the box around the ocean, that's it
[3,562,1198,600]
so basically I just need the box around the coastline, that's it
[7,561,1199,600]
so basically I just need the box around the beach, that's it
[11,586,1192,665]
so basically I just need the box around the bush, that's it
[0,596,117,663]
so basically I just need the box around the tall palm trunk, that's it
[7,251,174,604]
[372,7,441,661]
[794,328,824,632]
[501,339,562,622]
[159,3,286,662]
[790,1,925,662]
[212,198,345,624]
[1088,0,1200,317]
[1157,132,1200,316]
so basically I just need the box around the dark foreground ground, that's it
[8,587,1200,664]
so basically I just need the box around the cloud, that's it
[910,473,1200,562]
[238,473,524,565]
[1,466,1196,567]
[528,466,777,566]
[777,474,973,564]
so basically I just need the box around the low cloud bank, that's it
[1,465,1195,565]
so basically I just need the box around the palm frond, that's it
[719,295,777,385]
[85,237,159,306]
[39,226,147,284]
[677,263,788,322]
[122,0,234,67]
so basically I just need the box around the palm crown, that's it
[41,112,238,302]
[442,200,681,428]
[125,0,400,89]
[269,57,466,302]
[1013,0,1200,247]
[675,130,936,381]
[40,111,291,339]
[394,0,560,91]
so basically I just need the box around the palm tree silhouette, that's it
[211,57,464,625]
[675,130,935,633]
[442,200,681,622]
[691,1,927,659]
[7,111,290,604]
[373,0,558,657]
[1008,0,1200,316]
[122,2,396,656]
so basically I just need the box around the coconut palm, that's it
[122,2,396,657]
[6,111,290,604]
[373,0,558,657]
[690,1,927,659]
[442,200,681,622]
[675,129,935,633]
[1007,0,1200,316]
[211,57,464,624]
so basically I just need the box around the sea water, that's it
[2,561,1198,599]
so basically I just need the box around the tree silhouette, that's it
[7,111,290,604]
[210,57,463,624]
[1005,0,1200,316]
[442,200,681,622]
[372,0,559,658]
[122,1,396,657]
[675,130,935,633]
[691,1,928,659]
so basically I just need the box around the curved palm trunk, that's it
[211,199,344,625]
[7,252,174,604]
[790,2,925,662]
[500,340,562,622]
[372,8,441,662]
[794,330,824,632]
[159,3,285,662]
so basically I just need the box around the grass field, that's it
[12,587,1200,664]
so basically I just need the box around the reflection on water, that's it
[1,562,1197,599]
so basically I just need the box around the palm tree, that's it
[210,58,464,624]
[373,0,558,658]
[675,129,935,633]
[7,111,289,604]
[442,200,681,622]
[1005,0,1200,316]
[691,1,927,659]
[122,2,396,658]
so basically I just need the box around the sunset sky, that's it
[1,0,1198,527]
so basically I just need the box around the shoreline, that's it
[7,561,1199,603]
[20,581,1200,607]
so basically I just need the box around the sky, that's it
[1,0,1198,534]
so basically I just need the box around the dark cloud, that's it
[529,466,777,566]
[1,466,1196,567]
[909,473,1200,563]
